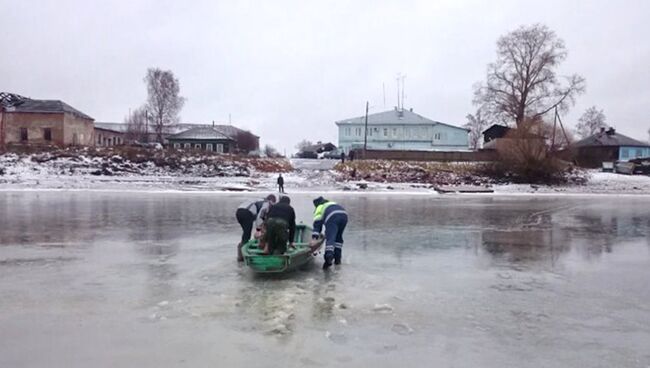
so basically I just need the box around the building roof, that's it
[167,126,235,141]
[1,93,93,120]
[573,128,650,148]
[92,122,259,139]
[482,124,512,136]
[335,108,468,131]
[94,122,129,133]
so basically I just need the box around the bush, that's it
[490,119,581,184]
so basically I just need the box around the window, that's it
[621,148,628,159]
[184,143,190,149]
[44,128,52,141]
[383,128,388,137]
[194,143,201,149]
[20,128,28,142]
[216,144,224,153]
[207,143,213,151]
[97,135,102,145]
[392,128,397,137]
[635,149,643,158]
[173,143,180,149]
[345,127,351,136]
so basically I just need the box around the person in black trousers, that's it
[235,194,276,261]
[277,173,285,193]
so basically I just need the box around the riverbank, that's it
[1,150,649,195]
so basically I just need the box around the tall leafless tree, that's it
[575,106,607,138]
[263,144,281,158]
[144,68,185,143]
[474,24,585,128]
[295,139,313,152]
[463,108,489,150]
[124,106,149,143]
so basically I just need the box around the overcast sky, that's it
[3,0,650,153]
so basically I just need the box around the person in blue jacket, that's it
[311,196,348,269]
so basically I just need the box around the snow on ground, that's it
[1,153,649,195]
[494,171,650,195]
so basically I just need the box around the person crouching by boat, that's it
[235,194,277,261]
[262,195,296,255]
[310,196,348,269]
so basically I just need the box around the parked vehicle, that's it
[615,157,650,175]
[296,150,318,159]
[321,149,342,159]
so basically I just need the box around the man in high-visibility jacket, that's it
[311,196,348,269]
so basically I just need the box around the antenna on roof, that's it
[395,73,406,112]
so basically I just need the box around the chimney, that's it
[212,120,215,127]
[409,108,413,112]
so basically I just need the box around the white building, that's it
[336,108,469,153]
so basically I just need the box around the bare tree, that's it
[144,68,185,143]
[576,106,607,138]
[235,130,259,154]
[463,109,489,150]
[263,144,281,158]
[124,106,149,143]
[474,24,585,127]
[295,139,313,152]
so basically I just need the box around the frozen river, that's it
[1,191,649,367]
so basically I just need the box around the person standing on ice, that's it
[277,173,285,193]
[310,196,348,269]
[235,194,276,261]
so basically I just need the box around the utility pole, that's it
[363,101,369,155]
[144,110,149,143]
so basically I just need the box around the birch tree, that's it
[144,68,185,143]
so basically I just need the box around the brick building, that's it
[1,93,94,148]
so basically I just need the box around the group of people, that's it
[235,194,348,269]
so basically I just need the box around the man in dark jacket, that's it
[277,173,285,193]
[311,196,348,269]
[263,195,296,255]
[235,194,276,261]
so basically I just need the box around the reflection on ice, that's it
[0,192,649,367]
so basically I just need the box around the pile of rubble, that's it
[1,146,292,179]
[335,160,494,186]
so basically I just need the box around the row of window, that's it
[173,143,224,153]
[19,127,51,142]
[343,126,449,140]
[96,135,122,146]
[620,147,648,159]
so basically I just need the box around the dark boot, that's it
[323,252,334,270]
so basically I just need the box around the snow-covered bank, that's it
[1,151,649,195]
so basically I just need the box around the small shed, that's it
[167,126,236,153]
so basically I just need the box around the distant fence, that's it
[352,149,498,162]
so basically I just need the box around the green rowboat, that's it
[241,224,322,273]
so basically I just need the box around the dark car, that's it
[296,150,318,159]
